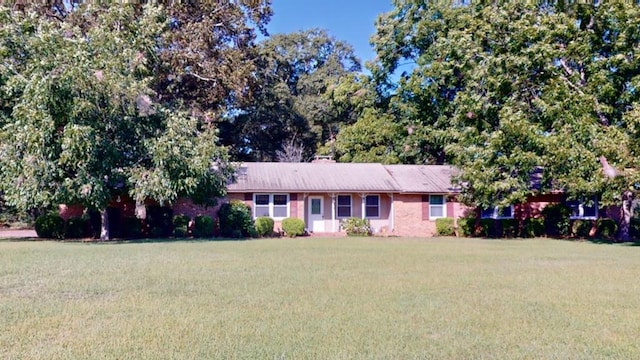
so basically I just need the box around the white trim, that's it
[481,205,514,220]
[253,193,290,220]
[308,196,324,232]
[429,194,447,219]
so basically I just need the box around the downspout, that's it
[361,194,366,219]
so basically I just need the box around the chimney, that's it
[312,155,336,163]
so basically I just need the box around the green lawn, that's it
[1,237,640,359]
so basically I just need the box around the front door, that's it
[308,196,325,232]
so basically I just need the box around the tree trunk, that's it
[618,190,634,242]
[100,209,110,241]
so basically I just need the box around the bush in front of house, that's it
[64,217,87,239]
[572,219,594,238]
[35,213,65,239]
[597,218,618,239]
[282,217,305,237]
[342,217,372,236]
[217,200,255,238]
[630,218,640,239]
[542,203,571,237]
[122,217,144,239]
[500,218,519,238]
[193,215,215,238]
[478,218,496,238]
[173,214,190,238]
[435,218,455,236]
[522,217,544,238]
[255,217,274,237]
[457,216,476,237]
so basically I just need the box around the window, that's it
[568,197,598,220]
[253,194,289,219]
[481,206,514,219]
[365,195,380,218]
[429,195,446,219]
[337,195,351,218]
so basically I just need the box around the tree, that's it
[369,1,640,240]
[0,4,236,239]
[219,29,361,161]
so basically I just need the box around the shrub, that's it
[193,215,215,238]
[145,206,173,238]
[282,218,305,237]
[435,218,455,236]
[458,216,476,237]
[173,215,190,238]
[217,201,255,238]
[500,219,519,238]
[342,217,372,237]
[522,217,544,238]
[630,218,640,239]
[64,217,87,239]
[479,218,496,238]
[35,214,65,239]
[122,217,144,239]
[572,219,594,238]
[542,204,571,237]
[255,217,275,237]
[597,218,618,239]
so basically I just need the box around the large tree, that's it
[367,1,640,240]
[0,3,252,239]
[219,29,361,161]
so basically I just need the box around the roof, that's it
[227,162,457,194]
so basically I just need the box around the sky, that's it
[266,0,394,67]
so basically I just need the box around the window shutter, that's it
[446,202,454,218]
[290,193,297,201]
[422,195,429,220]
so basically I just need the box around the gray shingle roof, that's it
[227,162,456,194]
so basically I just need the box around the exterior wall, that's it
[515,193,565,220]
[393,194,437,237]
[172,198,219,219]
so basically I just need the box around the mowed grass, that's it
[1,238,640,359]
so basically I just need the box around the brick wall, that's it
[393,194,437,236]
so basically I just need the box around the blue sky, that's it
[266,0,394,67]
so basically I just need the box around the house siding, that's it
[394,194,437,236]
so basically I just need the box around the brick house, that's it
[224,162,469,236]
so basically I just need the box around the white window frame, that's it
[568,197,598,220]
[365,195,380,218]
[336,195,352,218]
[481,205,515,219]
[429,195,447,219]
[253,193,290,220]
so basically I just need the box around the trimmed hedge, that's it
[255,217,274,237]
[282,218,305,237]
[122,217,144,239]
[193,215,215,238]
[173,214,190,238]
[435,218,455,236]
[522,217,544,238]
[572,219,594,238]
[458,216,476,237]
[64,217,87,239]
[501,219,519,238]
[597,218,618,239]
[217,200,255,238]
[35,214,65,239]
[342,217,372,237]
[542,204,571,237]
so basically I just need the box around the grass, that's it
[2,237,640,359]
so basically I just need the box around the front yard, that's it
[1,237,639,359]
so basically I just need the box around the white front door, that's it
[308,196,325,232]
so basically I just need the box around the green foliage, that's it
[435,218,455,237]
[281,218,305,238]
[572,220,594,238]
[193,215,215,239]
[173,214,190,238]
[597,218,618,240]
[542,204,571,237]
[630,218,640,240]
[219,29,361,161]
[35,214,65,240]
[501,219,519,238]
[458,216,476,237]
[217,201,255,238]
[522,218,545,238]
[478,219,496,238]
[341,217,372,237]
[64,217,87,239]
[122,217,144,239]
[254,217,274,237]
